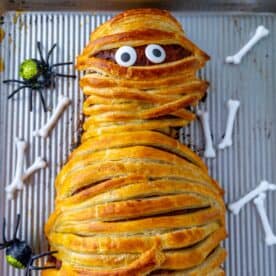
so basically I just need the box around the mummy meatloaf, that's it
[44,9,227,275]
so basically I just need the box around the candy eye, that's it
[115,46,137,67]
[145,44,166,64]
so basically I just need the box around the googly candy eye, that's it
[115,46,137,67]
[145,44,166,64]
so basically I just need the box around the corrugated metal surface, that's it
[0,11,275,276]
[3,0,276,12]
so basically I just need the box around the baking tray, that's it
[1,0,276,13]
[0,10,275,276]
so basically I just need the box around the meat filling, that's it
[94,44,192,66]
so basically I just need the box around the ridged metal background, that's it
[0,11,275,276]
[2,0,276,12]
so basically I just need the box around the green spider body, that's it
[6,255,25,269]
[19,59,41,81]
[3,41,75,112]
[0,214,57,275]
[5,239,32,269]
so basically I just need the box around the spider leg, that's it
[7,85,29,99]
[25,250,57,275]
[55,73,76,79]
[13,214,21,240]
[37,41,46,65]
[0,218,9,249]
[0,244,7,250]
[38,89,47,112]
[2,217,6,243]
[25,265,31,276]
[31,250,58,261]
[29,89,33,112]
[27,265,57,271]
[46,43,57,65]
[50,62,73,69]
[3,79,26,85]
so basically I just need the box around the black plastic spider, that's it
[0,214,57,276]
[3,41,76,112]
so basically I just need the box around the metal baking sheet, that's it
[0,11,275,276]
[2,0,276,12]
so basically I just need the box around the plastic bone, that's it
[218,99,240,150]
[197,110,216,158]
[228,180,276,215]
[22,157,47,181]
[253,193,276,246]
[226,25,269,64]
[5,138,28,200]
[34,95,71,138]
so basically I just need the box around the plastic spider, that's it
[3,41,76,112]
[0,214,57,275]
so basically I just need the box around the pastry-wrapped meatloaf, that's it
[44,9,227,275]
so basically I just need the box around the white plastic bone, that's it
[22,157,47,181]
[34,95,71,138]
[253,193,276,246]
[5,138,28,200]
[228,180,276,215]
[197,110,216,158]
[218,99,240,150]
[226,25,269,64]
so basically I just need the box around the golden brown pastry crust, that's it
[43,8,226,275]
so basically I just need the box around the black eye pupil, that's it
[153,48,161,57]
[121,53,131,62]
